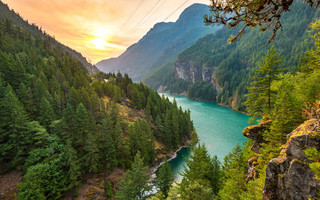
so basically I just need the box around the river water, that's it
[161,93,249,181]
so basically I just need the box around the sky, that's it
[2,0,211,64]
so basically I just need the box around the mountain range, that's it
[96,3,219,81]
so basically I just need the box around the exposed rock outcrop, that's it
[175,60,202,83]
[175,59,221,92]
[243,120,272,153]
[243,120,272,182]
[247,155,259,181]
[262,119,320,200]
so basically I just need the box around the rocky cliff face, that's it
[243,120,271,181]
[262,119,320,200]
[243,119,320,199]
[175,59,220,92]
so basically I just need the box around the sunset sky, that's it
[2,0,211,63]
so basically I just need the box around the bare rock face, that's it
[243,120,272,182]
[243,120,272,153]
[263,119,320,200]
[247,155,259,181]
[175,60,204,83]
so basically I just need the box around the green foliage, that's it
[145,1,319,111]
[128,119,155,166]
[245,46,284,122]
[218,143,252,199]
[116,152,150,200]
[305,148,320,181]
[187,81,217,102]
[181,180,214,200]
[18,160,68,200]
[179,144,221,199]
[105,181,114,198]
[38,97,55,129]
[0,85,49,170]
[156,158,173,197]
[65,140,82,193]
[266,75,303,147]
[0,15,194,199]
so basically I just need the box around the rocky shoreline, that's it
[144,146,189,196]
[149,145,188,179]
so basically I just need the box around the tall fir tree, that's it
[0,85,48,169]
[65,140,82,196]
[245,46,284,122]
[116,151,150,200]
[180,144,219,199]
[156,158,173,197]
[83,133,100,173]
[38,97,55,130]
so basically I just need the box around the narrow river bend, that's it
[161,93,249,180]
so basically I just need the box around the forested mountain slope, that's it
[0,1,99,74]
[144,1,320,111]
[148,15,320,200]
[96,4,220,81]
[0,11,194,199]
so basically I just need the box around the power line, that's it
[162,0,190,22]
[139,0,169,25]
[120,0,145,32]
[131,0,169,34]
[130,0,162,33]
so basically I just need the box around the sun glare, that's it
[91,37,108,50]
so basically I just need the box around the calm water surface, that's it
[161,93,249,180]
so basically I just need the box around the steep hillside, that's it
[0,7,195,199]
[144,1,320,111]
[0,1,99,74]
[96,4,219,81]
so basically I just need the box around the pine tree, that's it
[245,46,284,122]
[267,76,302,146]
[210,155,221,195]
[65,140,82,195]
[100,118,117,167]
[75,103,95,148]
[33,78,47,113]
[116,152,150,200]
[218,144,248,199]
[83,133,101,173]
[156,158,173,197]
[16,82,34,117]
[38,97,55,130]
[180,144,219,199]
[171,109,180,149]
[0,85,47,169]
[53,92,62,118]
[0,73,5,99]
[128,119,155,166]
[62,102,76,139]
[163,111,172,150]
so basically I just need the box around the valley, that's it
[0,0,320,199]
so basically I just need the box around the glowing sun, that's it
[91,37,108,50]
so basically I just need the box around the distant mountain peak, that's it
[97,3,219,81]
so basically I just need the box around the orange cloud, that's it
[2,0,210,63]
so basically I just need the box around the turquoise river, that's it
[161,93,250,180]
